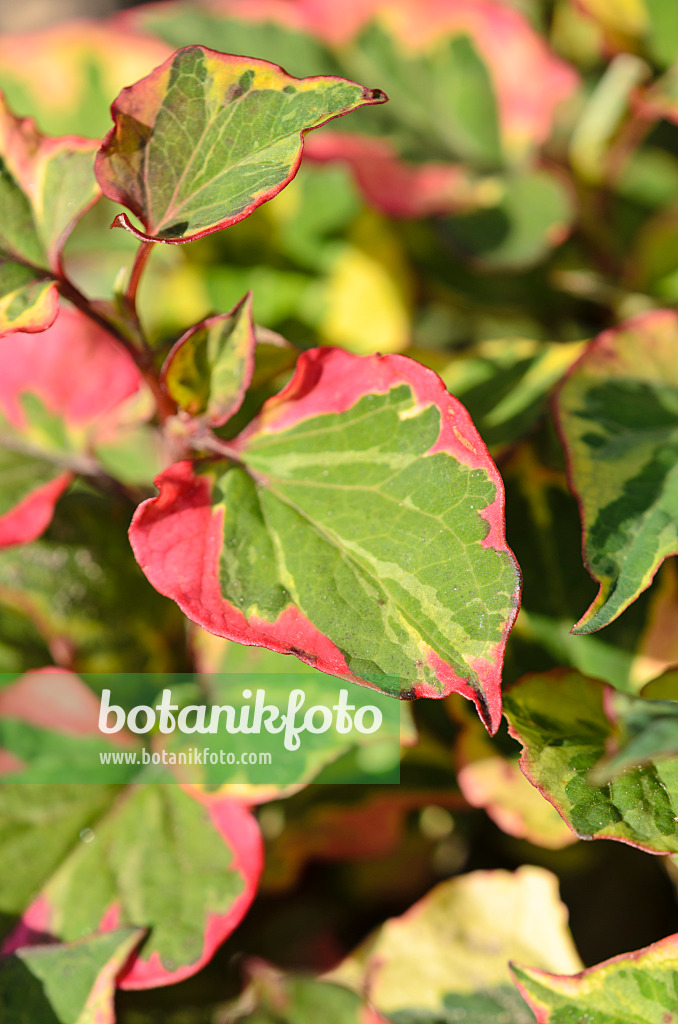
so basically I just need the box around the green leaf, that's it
[344,23,502,167]
[454,701,578,849]
[0,784,116,926]
[504,668,678,852]
[222,960,383,1024]
[0,929,143,1024]
[131,349,521,732]
[511,932,678,1023]
[0,307,149,548]
[444,169,573,269]
[163,292,255,426]
[2,784,262,989]
[594,670,678,777]
[95,45,386,244]
[0,491,189,673]
[0,94,99,335]
[328,866,582,1021]
[130,4,339,79]
[555,310,678,633]
[0,22,171,138]
[645,0,678,68]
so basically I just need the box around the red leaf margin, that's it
[118,0,578,156]
[3,790,263,990]
[509,931,678,1023]
[0,308,146,548]
[303,132,485,217]
[0,93,101,271]
[95,45,387,245]
[161,291,256,426]
[130,348,521,732]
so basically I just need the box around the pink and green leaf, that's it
[95,44,386,244]
[511,932,678,1023]
[303,132,488,218]
[4,786,262,990]
[0,94,100,335]
[130,1,578,162]
[130,348,521,731]
[0,928,143,1024]
[555,310,678,634]
[504,668,678,853]
[0,308,146,547]
[0,21,171,138]
[162,292,256,425]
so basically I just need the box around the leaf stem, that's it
[193,432,246,467]
[126,240,155,309]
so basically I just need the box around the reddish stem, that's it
[126,240,155,308]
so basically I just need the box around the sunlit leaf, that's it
[555,310,678,633]
[95,45,386,244]
[130,348,521,731]
[163,292,256,426]
[0,308,146,547]
[0,95,99,335]
[453,701,577,849]
[511,932,678,1023]
[329,866,582,1021]
[504,668,678,853]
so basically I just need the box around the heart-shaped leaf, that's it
[555,310,678,633]
[2,784,262,989]
[0,95,100,336]
[95,44,386,244]
[163,292,255,426]
[130,348,521,732]
[504,668,678,853]
[0,928,143,1024]
[0,308,146,547]
[511,932,678,1024]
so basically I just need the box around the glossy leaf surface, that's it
[95,45,386,243]
[505,669,678,852]
[131,348,521,731]
[0,95,99,335]
[555,310,678,633]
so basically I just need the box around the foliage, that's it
[1,0,678,1021]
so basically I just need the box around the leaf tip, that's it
[363,87,388,105]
